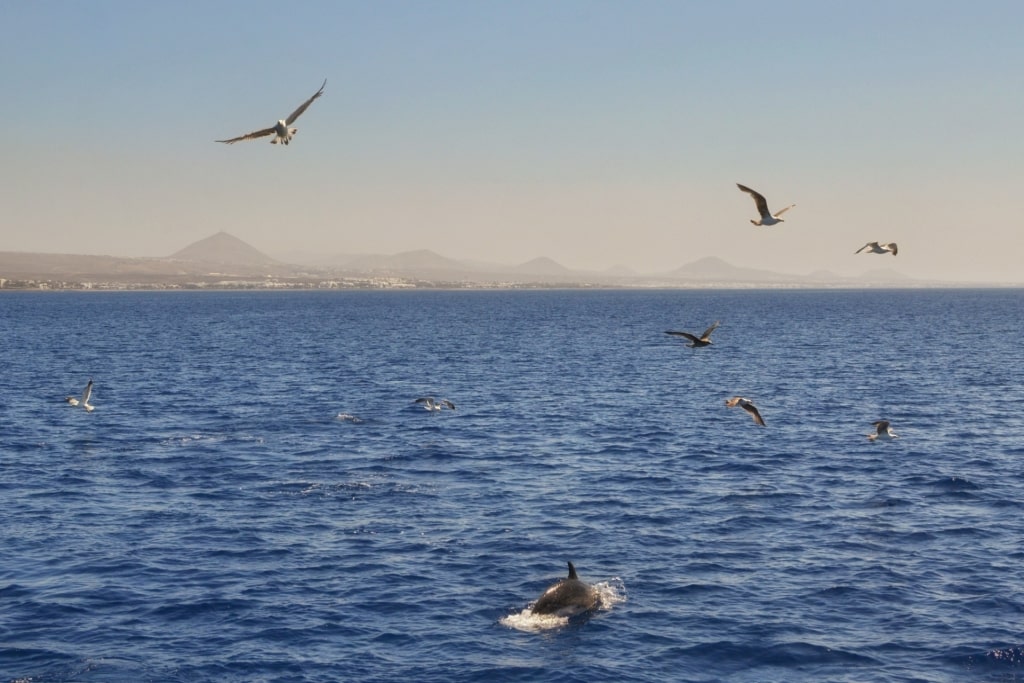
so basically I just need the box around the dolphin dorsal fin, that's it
[567,561,578,580]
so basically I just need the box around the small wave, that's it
[500,578,626,632]
[761,641,880,667]
[958,645,1024,671]
[862,495,912,508]
[984,646,1024,666]
[335,413,365,424]
[159,433,265,447]
[929,476,980,495]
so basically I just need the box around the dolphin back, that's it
[530,562,598,616]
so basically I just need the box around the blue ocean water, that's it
[2,288,1024,682]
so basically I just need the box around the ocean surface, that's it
[2,288,1024,683]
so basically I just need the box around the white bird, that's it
[665,320,720,347]
[216,79,326,145]
[867,420,898,441]
[725,396,765,426]
[414,397,456,412]
[856,241,898,256]
[65,379,95,412]
[737,183,795,226]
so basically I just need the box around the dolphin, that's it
[530,561,599,616]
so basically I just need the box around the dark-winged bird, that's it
[725,396,765,426]
[737,183,795,226]
[665,320,720,347]
[867,420,898,441]
[414,397,456,412]
[65,378,95,412]
[855,241,898,256]
[217,79,326,145]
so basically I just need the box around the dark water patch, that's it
[862,495,914,508]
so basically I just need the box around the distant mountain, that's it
[806,269,844,281]
[0,232,955,288]
[603,264,638,277]
[859,268,910,282]
[345,249,471,274]
[170,231,278,266]
[512,257,573,276]
[0,251,189,280]
[279,246,918,286]
[302,250,580,281]
[0,238,948,288]
[666,256,795,282]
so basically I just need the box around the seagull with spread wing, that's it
[725,396,765,426]
[414,397,456,412]
[867,420,898,441]
[736,183,795,226]
[217,79,326,146]
[65,378,95,412]
[855,241,898,256]
[665,320,720,348]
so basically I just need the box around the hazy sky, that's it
[2,1,1023,282]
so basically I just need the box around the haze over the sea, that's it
[2,2,1023,283]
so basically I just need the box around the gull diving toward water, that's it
[665,320,720,348]
[216,79,326,145]
[414,397,456,412]
[65,379,95,412]
[737,183,795,226]
[855,241,898,256]
[725,396,765,426]
[867,420,898,441]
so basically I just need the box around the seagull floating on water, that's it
[725,396,765,426]
[216,79,326,145]
[414,397,456,412]
[737,183,795,226]
[867,420,898,441]
[855,241,898,256]
[65,379,95,412]
[665,320,720,348]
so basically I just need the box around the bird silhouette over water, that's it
[867,420,898,441]
[414,397,456,412]
[725,396,765,426]
[65,378,95,412]
[665,321,720,347]
[737,183,795,226]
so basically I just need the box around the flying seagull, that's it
[736,183,795,226]
[855,241,898,256]
[665,320,720,347]
[414,397,456,412]
[867,420,898,441]
[216,79,326,145]
[725,396,765,426]
[65,379,95,412]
